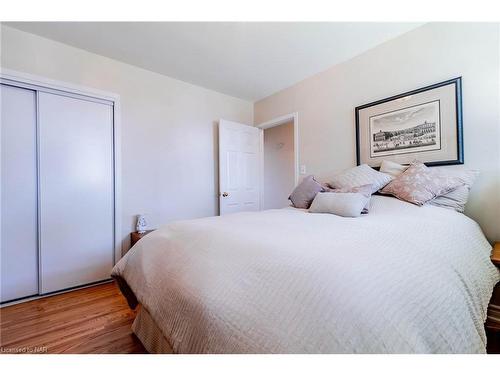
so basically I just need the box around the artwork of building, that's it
[372,121,436,142]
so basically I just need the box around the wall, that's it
[263,121,295,209]
[2,23,499,244]
[255,23,500,242]
[0,25,253,252]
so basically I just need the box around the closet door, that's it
[1,84,39,302]
[39,92,114,294]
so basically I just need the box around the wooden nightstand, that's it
[486,242,500,353]
[130,230,155,247]
[491,243,500,268]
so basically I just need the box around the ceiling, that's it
[5,22,423,101]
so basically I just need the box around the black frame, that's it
[355,77,463,167]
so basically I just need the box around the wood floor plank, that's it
[0,282,146,354]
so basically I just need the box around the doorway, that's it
[257,113,299,210]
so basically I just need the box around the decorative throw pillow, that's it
[379,160,409,177]
[309,192,370,217]
[288,175,325,209]
[427,169,479,212]
[325,184,373,214]
[378,160,478,213]
[380,162,464,206]
[329,164,392,194]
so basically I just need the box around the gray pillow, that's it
[428,169,479,212]
[325,184,373,214]
[309,192,370,217]
[289,175,325,209]
[329,164,392,194]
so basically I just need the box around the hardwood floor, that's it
[0,282,146,354]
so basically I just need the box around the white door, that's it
[0,84,39,302]
[219,119,261,215]
[38,92,114,294]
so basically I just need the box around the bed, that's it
[112,195,500,353]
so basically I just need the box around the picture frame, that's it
[355,77,463,167]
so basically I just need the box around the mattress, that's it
[112,195,500,353]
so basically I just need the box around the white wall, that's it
[0,25,253,252]
[255,23,500,242]
[263,121,295,209]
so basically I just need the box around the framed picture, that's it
[355,77,463,167]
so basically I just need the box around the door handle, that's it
[222,192,229,197]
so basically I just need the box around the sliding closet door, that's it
[39,92,114,294]
[1,84,39,302]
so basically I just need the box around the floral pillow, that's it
[378,160,478,212]
[380,162,464,206]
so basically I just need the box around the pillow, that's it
[288,175,325,209]
[379,160,409,177]
[325,184,373,214]
[378,160,478,212]
[329,164,392,194]
[380,162,464,206]
[427,169,479,212]
[309,192,370,217]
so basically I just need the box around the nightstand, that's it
[486,242,500,353]
[491,243,500,268]
[130,230,155,247]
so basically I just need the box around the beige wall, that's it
[0,25,253,251]
[263,121,295,209]
[255,23,500,242]
[2,23,499,243]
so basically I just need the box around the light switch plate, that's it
[300,165,307,174]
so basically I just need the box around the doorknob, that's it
[222,192,229,197]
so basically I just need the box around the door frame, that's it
[0,68,123,265]
[256,112,299,209]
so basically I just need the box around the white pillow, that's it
[325,184,373,214]
[329,164,392,194]
[379,160,409,177]
[309,192,370,217]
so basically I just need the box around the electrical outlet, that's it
[300,165,307,174]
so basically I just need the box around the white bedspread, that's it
[112,196,500,353]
